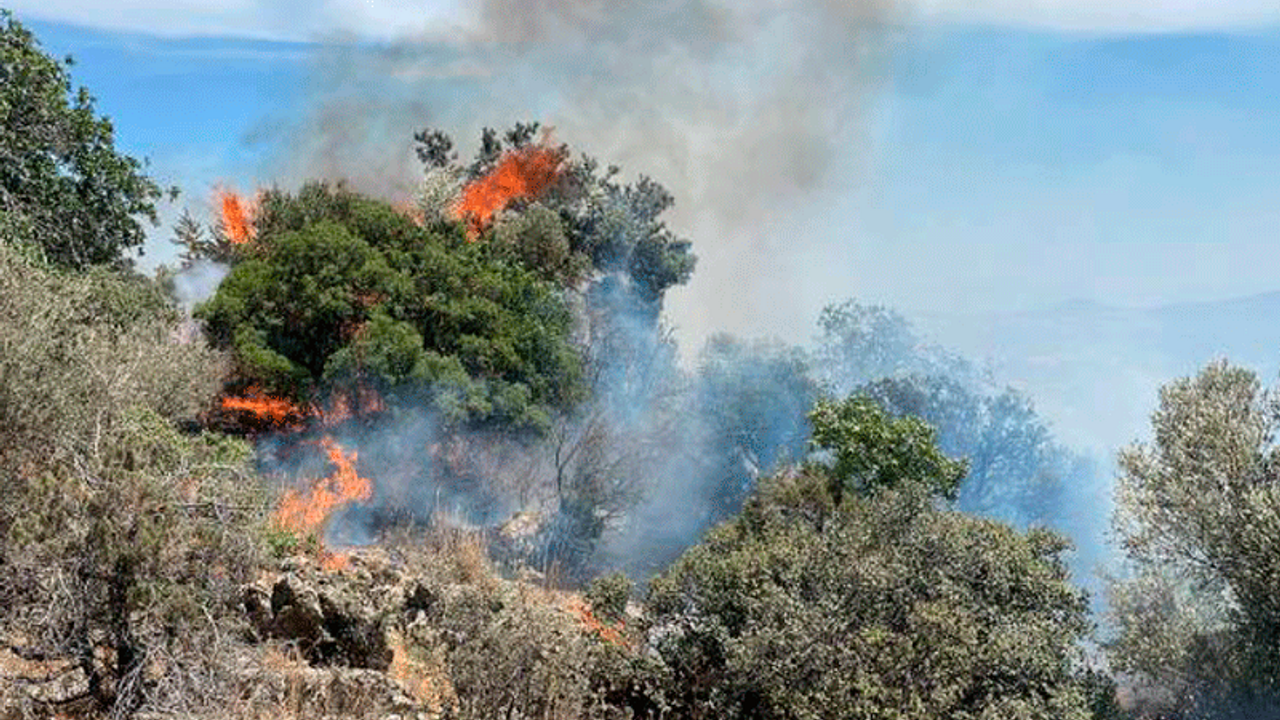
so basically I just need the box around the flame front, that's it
[218,189,256,245]
[454,145,564,238]
[275,438,373,536]
[221,387,307,429]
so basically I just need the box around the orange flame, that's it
[275,438,373,536]
[218,189,256,245]
[563,595,630,649]
[219,384,385,568]
[222,387,308,429]
[454,145,564,238]
[319,550,353,572]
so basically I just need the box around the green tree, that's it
[197,182,584,431]
[414,123,696,315]
[808,394,967,502]
[0,11,163,269]
[815,300,976,394]
[647,429,1098,719]
[860,374,1076,525]
[694,334,820,522]
[815,299,1087,530]
[1109,360,1280,714]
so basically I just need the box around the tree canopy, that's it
[196,182,585,431]
[0,11,163,269]
[1109,360,1280,714]
[647,402,1101,720]
[415,122,696,316]
[809,394,968,502]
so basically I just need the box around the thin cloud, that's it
[915,0,1280,33]
[4,0,465,42]
[7,0,1280,39]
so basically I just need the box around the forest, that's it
[3,10,1279,718]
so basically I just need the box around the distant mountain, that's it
[911,292,1280,455]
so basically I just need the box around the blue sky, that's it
[857,27,1280,314]
[9,2,1280,341]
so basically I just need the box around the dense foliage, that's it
[809,393,968,502]
[693,335,820,522]
[815,300,1087,527]
[648,434,1100,719]
[1109,360,1280,715]
[0,11,163,269]
[197,183,585,431]
[415,122,696,314]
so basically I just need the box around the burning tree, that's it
[192,124,701,577]
[196,181,585,430]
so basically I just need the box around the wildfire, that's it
[218,188,256,245]
[453,144,565,238]
[221,387,308,429]
[563,595,630,649]
[220,384,386,567]
[275,438,373,536]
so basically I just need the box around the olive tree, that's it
[647,394,1102,719]
[1109,360,1280,713]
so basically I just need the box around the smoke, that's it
[171,259,229,307]
[255,0,897,350]
[240,0,1125,595]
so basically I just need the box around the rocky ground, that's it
[1,535,632,720]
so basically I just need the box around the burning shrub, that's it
[380,527,666,719]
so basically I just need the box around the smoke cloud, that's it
[243,0,1128,595]
[255,0,897,351]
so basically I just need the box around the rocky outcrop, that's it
[245,560,393,671]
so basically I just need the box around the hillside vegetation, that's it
[5,11,1279,719]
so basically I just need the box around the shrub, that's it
[647,401,1098,719]
[586,572,633,624]
[0,242,271,716]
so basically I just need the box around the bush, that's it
[196,183,584,431]
[647,399,1098,719]
[385,527,664,719]
[586,572,633,624]
[0,242,271,716]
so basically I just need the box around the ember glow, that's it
[563,595,629,649]
[275,438,373,536]
[453,145,564,238]
[218,189,256,245]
